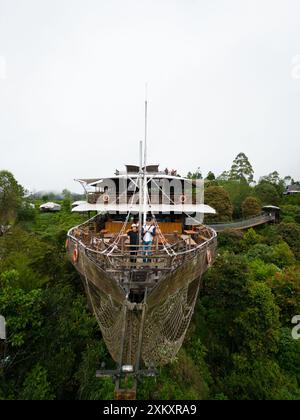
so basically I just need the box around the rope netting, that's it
[68,177,217,368]
[76,236,216,367]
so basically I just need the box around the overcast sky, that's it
[1,0,300,193]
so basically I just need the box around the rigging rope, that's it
[151,178,204,226]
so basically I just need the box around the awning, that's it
[72,203,216,214]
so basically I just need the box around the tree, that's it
[229,153,254,184]
[62,189,72,211]
[20,364,54,400]
[283,175,294,186]
[220,180,253,218]
[234,281,280,357]
[206,171,216,181]
[254,182,280,206]
[259,171,281,185]
[0,170,24,225]
[217,171,230,181]
[241,196,261,218]
[276,222,300,261]
[187,167,202,179]
[259,171,285,195]
[223,355,297,400]
[278,328,300,387]
[204,186,233,222]
[268,267,300,324]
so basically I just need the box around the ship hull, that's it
[67,234,217,367]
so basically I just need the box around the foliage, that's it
[277,328,300,387]
[241,196,261,218]
[269,242,296,269]
[20,364,55,400]
[229,152,254,184]
[268,268,300,325]
[276,222,300,261]
[75,341,115,400]
[280,204,300,223]
[220,180,253,218]
[223,355,297,400]
[204,186,233,223]
[259,171,286,195]
[187,167,202,179]
[1,168,300,400]
[0,170,24,225]
[0,270,43,347]
[205,171,216,181]
[254,182,280,206]
[217,229,245,253]
[248,259,278,282]
[233,280,280,357]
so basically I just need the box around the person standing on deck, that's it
[127,224,139,263]
[142,218,156,263]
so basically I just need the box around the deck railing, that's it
[67,215,217,273]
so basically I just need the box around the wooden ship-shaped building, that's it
[66,104,217,397]
[67,164,216,376]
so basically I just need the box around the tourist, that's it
[142,218,156,263]
[127,224,139,263]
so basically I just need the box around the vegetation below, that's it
[1,153,300,400]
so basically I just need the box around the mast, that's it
[139,140,143,243]
[143,85,148,225]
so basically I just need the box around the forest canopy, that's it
[1,155,300,400]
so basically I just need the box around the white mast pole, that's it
[139,140,143,243]
[143,84,148,225]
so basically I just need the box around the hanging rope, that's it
[103,180,139,254]
[151,178,204,226]
[145,189,176,257]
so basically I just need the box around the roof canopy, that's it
[72,202,216,214]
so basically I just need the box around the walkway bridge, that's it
[208,213,275,232]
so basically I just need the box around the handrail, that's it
[67,215,217,260]
[208,213,275,232]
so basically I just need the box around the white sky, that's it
[1,0,300,192]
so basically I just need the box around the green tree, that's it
[241,196,261,218]
[0,270,43,347]
[0,171,24,225]
[62,189,72,211]
[223,355,297,400]
[277,328,300,387]
[254,182,280,206]
[204,186,233,223]
[229,153,254,184]
[20,364,54,400]
[268,268,300,324]
[220,180,253,218]
[206,171,216,181]
[234,281,280,357]
[75,341,114,400]
[276,222,300,261]
[269,242,296,269]
[259,171,286,195]
[217,171,230,181]
[187,167,202,179]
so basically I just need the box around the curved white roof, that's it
[72,202,216,214]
